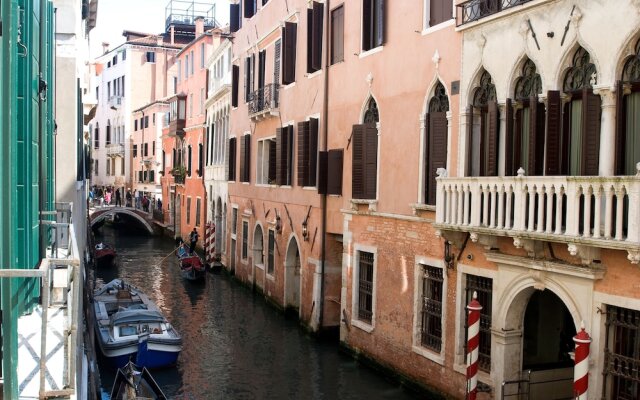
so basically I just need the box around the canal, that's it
[95,225,422,399]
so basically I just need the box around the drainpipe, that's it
[319,0,331,330]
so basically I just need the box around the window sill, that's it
[351,199,377,212]
[256,183,277,188]
[421,19,455,35]
[358,46,383,59]
[306,70,322,79]
[412,345,445,365]
[283,82,296,90]
[330,60,345,67]
[266,273,275,281]
[411,203,435,216]
[255,263,265,270]
[302,186,318,191]
[351,319,374,333]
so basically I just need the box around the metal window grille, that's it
[465,274,493,372]
[268,230,275,275]
[421,265,443,352]
[603,305,640,400]
[357,251,374,323]
[242,221,248,259]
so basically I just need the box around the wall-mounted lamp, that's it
[444,240,454,269]
[302,221,308,241]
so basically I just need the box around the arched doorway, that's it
[504,288,576,399]
[284,237,301,314]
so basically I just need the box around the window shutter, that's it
[230,4,240,32]
[276,127,290,185]
[309,118,319,187]
[245,135,251,182]
[188,146,192,176]
[364,125,378,199]
[232,65,239,107]
[327,149,343,195]
[239,136,246,182]
[258,50,266,90]
[504,99,514,176]
[250,54,256,94]
[352,125,365,198]
[331,6,344,64]
[427,112,448,205]
[318,151,328,194]
[274,39,281,85]
[287,126,295,185]
[283,22,297,85]
[312,2,324,71]
[423,113,430,200]
[615,80,625,175]
[198,144,203,176]
[582,89,601,176]
[513,104,523,174]
[244,0,254,18]
[528,96,539,176]
[297,121,310,186]
[307,8,314,74]
[486,101,499,176]
[244,57,250,102]
[376,0,385,47]
[228,138,236,181]
[268,139,277,183]
[533,98,546,176]
[362,0,372,51]
[545,90,562,175]
[466,106,473,176]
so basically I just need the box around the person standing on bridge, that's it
[115,188,122,207]
[126,190,132,207]
[189,228,199,254]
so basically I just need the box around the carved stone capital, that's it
[627,250,640,264]
[592,85,616,107]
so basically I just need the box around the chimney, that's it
[157,35,163,45]
[195,16,204,37]
[170,25,175,45]
[102,42,109,54]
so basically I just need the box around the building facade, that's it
[204,38,232,265]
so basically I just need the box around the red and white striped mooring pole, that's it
[204,221,215,266]
[573,321,591,400]
[466,291,482,400]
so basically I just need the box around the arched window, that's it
[505,59,544,175]
[94,122,100,149]
[551,46,600,176]
[424,82,449,204]
[106,120,112,146]
[351,97,379,199]
[467,70,498,177]
[616,39,640,175]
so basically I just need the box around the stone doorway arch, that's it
[284,237,301,314]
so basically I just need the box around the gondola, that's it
[110,361,167,400]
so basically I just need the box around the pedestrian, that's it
[157,198,162,210]
[115,188,122,207]
[105,189,112,206]
[189,228,199,254]
[97,187,104,206]
[126,190,132,207]
[142,195,149,212]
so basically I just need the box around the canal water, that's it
[95,225,422,399]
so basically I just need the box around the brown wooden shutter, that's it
[545,90,562,175]
[423,113,430,200]
[364,125,378,199]
[351,125,365,198]
[244,57,250,102]
[309,118,319,186]
[274,40,281,85]
[244,0,255,18]
[318,151,328,194]
[427,112,448,205]
[245,135,251,182]
[306,8,314,74]
[276,127,284,185]
[485,101,499,176]
[582,89,601,176]
[376,0,385,47]
[227,138,235,181]
[239,136,245,182]
[297,121,310,186]
[268,139,277,183]
[312,2,324,71]
[231,65,239,107]
[528,96,539,175]
[466,106,474,176]
[230,3,240,32]
[615,80,626,175]
[283,22,297,85]
[327,149,343,195]
[287,126,294,185]
[504,99,514,175]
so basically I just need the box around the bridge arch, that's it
[90,208,155,234]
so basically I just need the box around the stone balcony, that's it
[434,167,640,264]
[108,95,122,109]
[106,143,124,157]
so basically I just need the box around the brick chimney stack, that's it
[195,16,204,37]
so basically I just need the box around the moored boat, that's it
[93,279,182,368]
[110,361,167,400]
[95,242,117,267]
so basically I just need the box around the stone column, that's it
[593,86,616,176]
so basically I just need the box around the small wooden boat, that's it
[110,361,167,400]
[95,242,117,267]
[176,245,206,282]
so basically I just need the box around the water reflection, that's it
[95,225,422,399]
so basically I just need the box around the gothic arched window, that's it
[424,82,449,204]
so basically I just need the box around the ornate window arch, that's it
[472,70,497,108]
[563,46,597,92]
[622,39,640,83]
[424,81,449,204]
[363,97,379,124]
[429,82,449,113]
[616,38,640,175]
[353,96,380,200]
[468,70,499,177]
[514,59,542,100]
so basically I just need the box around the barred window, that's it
[242,221,248,260]
[357,251,374,323]
[421,265,443,352]
[465,274,493,372]
[267,230,275,275]
[604,305,640,400]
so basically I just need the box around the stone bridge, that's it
[89,207,160,234]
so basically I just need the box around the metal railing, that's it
[248,83,279,118]
[456,0,534,26]
[501,369,574,399]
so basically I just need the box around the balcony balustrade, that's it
[456,0,534,26]
[108,95,122,108]
[435,167,640,263]
[106,143,124,157]
[248,83,279,121]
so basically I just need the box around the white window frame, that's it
[412,255,447,365]
[256,137,276,185]
[351,244,377,333]
[422,0,456,34]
